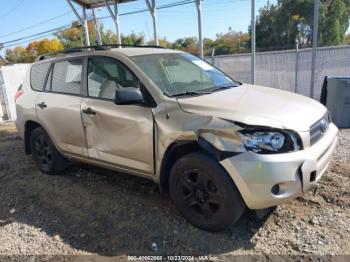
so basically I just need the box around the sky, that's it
[0,0,276,56]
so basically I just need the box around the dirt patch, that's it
[0,123,349,259]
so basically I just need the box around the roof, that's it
[110,47,183,57]
[70,0,136,8]
[34,47,184,64]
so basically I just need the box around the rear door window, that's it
[30,62,51,91]
[51,59,83,95]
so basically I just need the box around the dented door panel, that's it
[81,98,154,174]
[36,92,87,156]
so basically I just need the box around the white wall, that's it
[0,64,31,121]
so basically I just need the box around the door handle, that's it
[37,102,47,109]
[82,107,96,115]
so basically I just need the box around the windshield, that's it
[131,53,239,97]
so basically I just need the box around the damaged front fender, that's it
[153,99,246,185]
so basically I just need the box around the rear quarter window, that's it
[51,59,82,95]
[30,62,51,91]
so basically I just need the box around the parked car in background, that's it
[15,46,338,231]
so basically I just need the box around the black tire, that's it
[30,127,68,175]
[169,152,245,232]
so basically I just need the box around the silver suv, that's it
[15,46,338,231]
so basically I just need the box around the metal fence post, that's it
[294,41,299,93]
[211,47,216,65]
[310,0,320,98]
[195,0,204,59]
[251,0,256,84]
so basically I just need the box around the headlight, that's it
[238,128,302,154]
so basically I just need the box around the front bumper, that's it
[220,123,338,209]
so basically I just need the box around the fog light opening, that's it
[271,184,280,195]
[310,171,317,182]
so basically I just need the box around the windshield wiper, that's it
[169,85,238,97]
[206,85,237,92]
[170,91,213,97]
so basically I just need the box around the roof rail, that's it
[35,44,165,62]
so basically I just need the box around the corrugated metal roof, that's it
[70,0,136,8]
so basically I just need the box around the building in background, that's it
[0,64,30,121]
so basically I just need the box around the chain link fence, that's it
[210,45,350,101]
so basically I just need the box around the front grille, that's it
[310,113,330,145]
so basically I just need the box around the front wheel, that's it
[169,152,245,232]
[30,127,68,175]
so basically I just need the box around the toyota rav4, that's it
[15,46,338,231]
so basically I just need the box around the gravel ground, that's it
[0,122,349,260]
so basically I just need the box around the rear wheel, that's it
[30,127,68,175]
[169,152,245,232]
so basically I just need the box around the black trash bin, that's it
[320,76,350,128]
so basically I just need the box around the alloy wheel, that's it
[33,135,52,170]
[179,169,222,219]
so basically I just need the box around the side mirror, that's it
[114,87,144,105]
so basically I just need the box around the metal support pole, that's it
[145,0,159,46]
[82,7,91,47]
[114,4,122,45]
[66,0,83,23]
[92,8,102,45]
[66,0,90,47]
[251,0,256,84]
[105,0,122,46]
[211,47,216,65]
[195,0,203,58]
[294,41,299,93]
[310,0,320,99]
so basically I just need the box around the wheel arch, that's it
[24,120,42,154]
[159,140,201,193]
[159,137,242,193]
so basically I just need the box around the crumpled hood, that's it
[177,84,327,131]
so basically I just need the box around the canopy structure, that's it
[70,0,135,8]
[66,0,137,46]
[66,0,205,57]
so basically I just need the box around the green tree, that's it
[148,37,172,48]
[101,29,118,45]
[213,31,249,55]
[54,21,96,48]
[171,37,198,54]
[203,38,215,56]
[5,39,63,63]
[121,32,145,46]
[252,2,281,49]
[0,57,6,66]
[5,47,29,63]
[253,0,350,50]
[345,33,350,44]
[319,0,350,45]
